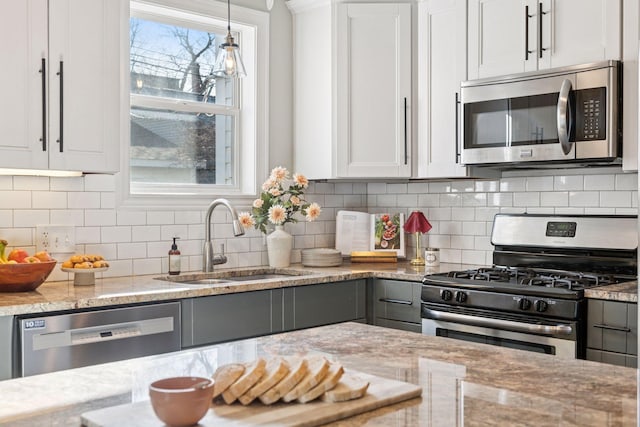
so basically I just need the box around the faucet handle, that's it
[220,243,225,256]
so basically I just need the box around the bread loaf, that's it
[238,358,289,405]
[222,358,266,404]
[321,373,369,402]
[298,362,344,403]
[282,356,329,402]
[259,357,308,405]
[212,363,245,399]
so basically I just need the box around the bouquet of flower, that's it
[239,167,321,234]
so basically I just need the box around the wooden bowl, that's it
[149,377,214,427]
[0,261,57,292]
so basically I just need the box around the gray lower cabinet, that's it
[586,299,637,368]
[372,279,422,333]
[181,280,367,348]
[181,289,283,348]
[283,280,367,330]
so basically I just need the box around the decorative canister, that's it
[424,247,440,267]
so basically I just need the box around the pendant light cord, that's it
[227,0,231,33]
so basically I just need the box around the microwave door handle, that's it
[557,79,573,155]
[455,92,460,163]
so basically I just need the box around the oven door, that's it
[421,304,578,358]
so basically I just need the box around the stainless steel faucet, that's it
[203,198,245,272]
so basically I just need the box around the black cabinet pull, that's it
[56,61,64,152]
[525,5,531,60]
[593,324,631,333]
[39,58,46,151]
[403,97,408,165]
[378,298,412,306]
[538,3,547,59]
[455,92,460,163]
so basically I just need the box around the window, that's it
[122,1,268,206]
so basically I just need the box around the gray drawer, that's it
[373,279,421,324]
[374,317,422,333]
[586,348,637,368]
[587,299,637,356]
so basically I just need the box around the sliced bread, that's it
[238,358,290,405]
[212,363,245,399]
[282,356,330,402]
[320,373,370,402]
[297,362,344,404]
[222,358,267,404]
[259,357,309,405]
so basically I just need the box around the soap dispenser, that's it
[168,237,181,275]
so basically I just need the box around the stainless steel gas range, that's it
[421,214,637,358]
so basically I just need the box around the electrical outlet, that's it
[36,225,76,254]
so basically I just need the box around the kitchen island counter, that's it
[0,322,636,426]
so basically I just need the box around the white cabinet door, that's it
[0,0,49,170]
[48,0,122,173]
[468,0,534,80]
[336,3,411,178]
[0,0,122,174]
[469,0,621,80]
[417,0,468,178]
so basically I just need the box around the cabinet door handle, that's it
[538,3,547,59]
[379,298,412,306]
[455,92,460,163]
[403,97,408,165]
[524,6,533,60]
[56,61,64,152]
[593,324,631,333]
[39,58,46,151]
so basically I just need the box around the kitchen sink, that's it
[156,269,315,285]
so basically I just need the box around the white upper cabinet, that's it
[416,0,469,178]
[468,0,621,80]
[288,0,412,179]
[0,0,124,173]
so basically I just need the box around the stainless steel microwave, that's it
[459,61,621,167]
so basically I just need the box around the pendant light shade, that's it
[212,0,246,78]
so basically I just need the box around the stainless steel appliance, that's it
[459,61,621,166]
[421,214,637,358]
[16,302,181,377]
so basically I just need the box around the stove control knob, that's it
[518,298,532,311]
[535,300,548,312]
[440,289,453,301]
[454,291,468,303]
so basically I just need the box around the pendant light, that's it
[212,0,246,78]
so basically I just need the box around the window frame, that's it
[118,0,269,209]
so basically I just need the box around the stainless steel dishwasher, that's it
[16,301,181,377]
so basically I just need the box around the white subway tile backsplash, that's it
[540,192,568,207]
[451,207,475,221]
[451,180,475,192]
[147,211,174,225]
[584,207,616,215]
[600,191,632,207]
[554,175,583,191]
[32,191,67,209]
[397,194,418,208]
[1,228,33,247]
[84,244,117,260]
[132,225,161,242]
[0,176,12,190]
[117,211,146,226]
[50,176,83,191]
[408,182,429,194]
[440,248,461,263]
[462,193,487,207]
[0,211,12,228]
[133,258,162,276]
[51,210,84,226]
[499,177,526,192]
[85,210,116,227]
[101,192,116,209]
[14,210,49,228]
[100,226,131,243]
[569,191,599,207]
[174,211,202,224]
[525,176,553,191]
[615,173,637,191]
[117,242,147,259]
[2,191,31,209]
[439,193,461,207]
[103,260,132,278]
[554,207,584,215]
[68,192,100,209]
[475,180,499,192]
[84,174,116,192]
[461,250,486,265]
[440,221,462,235]
[584,174,615,191]
[147,241,170,258]
[427,207,452,221]
[462,222,486,236]
[451,235,475,250]
[513,192,540,207]
[76,227,101,244]
[429,182,451,193]
[418,193,439,207]
[376,194,397,207]
[487,193,513,207]
[14,176,49,191]
[475,207,500,221]
[160,225,189,242]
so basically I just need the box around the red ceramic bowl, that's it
[149,377,214,427]
[0,261,57,292]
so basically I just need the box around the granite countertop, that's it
[0,262,636,316]
[0,322,635,426]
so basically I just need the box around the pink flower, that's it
[293,173,309,188]
[238,212,255,228]
[262,178,276,191]
[305,202,321,221]
[290,195,301,206]
[252,199,264,209]
[270,166,289,183]
[269,187,282,197]
[268,204,287,225]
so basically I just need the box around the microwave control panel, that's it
[575,87,606,141]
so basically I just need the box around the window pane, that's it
[130,17,234,106]
[130,107,235,185]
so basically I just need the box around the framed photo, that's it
[370,213,405,258]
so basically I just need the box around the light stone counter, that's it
[0,262,466,316]
[0,262,636,316]
[0,322,636,426]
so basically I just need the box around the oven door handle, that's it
[422,307,573,335]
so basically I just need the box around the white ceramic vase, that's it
[266,225,293,268]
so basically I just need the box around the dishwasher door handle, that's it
[422,307,573,335]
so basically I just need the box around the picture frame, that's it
[370,213,405,258]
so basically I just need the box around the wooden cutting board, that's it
[81,371,422,427]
